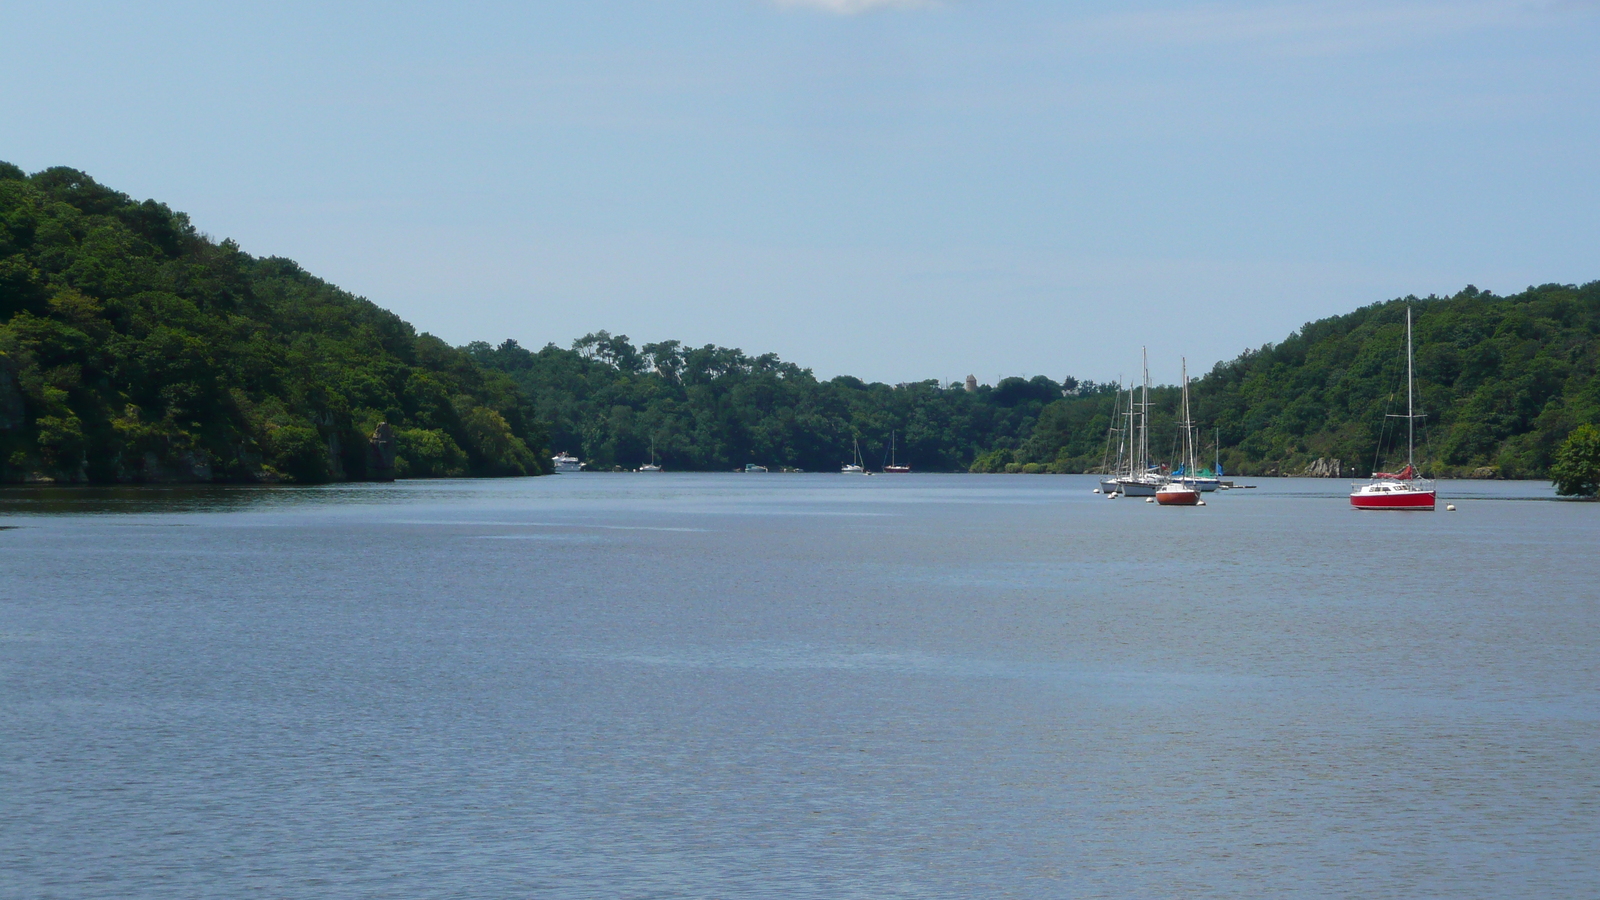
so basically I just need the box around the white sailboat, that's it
[638,438,662,472]
[841,437,865,474]
[1112,349,1165,497]
[884,430,910,473]
[1099,382,1130,495]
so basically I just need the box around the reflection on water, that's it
[1,474,1594,899]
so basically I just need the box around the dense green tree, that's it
[6,163,1594,482]
[1550,424,1600,497]
[467,337,1104,472]
[0,164,546,483]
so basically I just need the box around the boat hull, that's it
[1114,479,1160,497]
[884,466,911,474]
[1350,491,1435,510]
[1156,486,1201,506]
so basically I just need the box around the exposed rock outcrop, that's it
[1299,458,1342,477]
[368,423,397,482]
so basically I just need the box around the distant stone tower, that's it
[964,374,978,392]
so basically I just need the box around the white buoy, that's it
[1145,497,1154,503]
[1446,504,1456,511]
[1093,488,1101,493]
[1197,500,1206,506]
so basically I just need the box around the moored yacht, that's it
[841,437,865,474]
[551,452,582,473]
[1351,308,1436,511]
[1111,349,1165,496]
[638,439,662,472]
[883,431,910,473]
[1156,359,1203,507]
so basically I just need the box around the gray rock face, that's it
[368,423,397,482]
[1300,458,1342,478]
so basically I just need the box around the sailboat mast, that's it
[1183,358,1196,478]
[1406,306,1415,468]
[1125,383,1135,478]
[1140,348,1150,479]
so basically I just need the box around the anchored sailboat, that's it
[1351,307,1436,510]
[638,437,662,472]
[884,430,910,473]
[1112,349,1165,496]
[1096,384,1126,494]
[841,437,865,474]
[1156,359,1202,506]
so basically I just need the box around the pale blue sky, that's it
[3,0,1596,384]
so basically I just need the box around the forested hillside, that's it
[0,164,545,483]
[989,282,1600,478]
[4,163,1592,482]
[475,283,1600,478]
[1194,283,1600,478]
[466,334,1104,472]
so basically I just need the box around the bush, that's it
[267,423,329,483]
[969,448,1012,473]
[394,427,467,478]
[1550,424,1600,498]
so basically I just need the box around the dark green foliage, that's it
[1183,284,1600,477]
[471,284,1600,477]
[6,162,1589,481]
[0,163,546,483]
[468,335,1109,472]
[1550,424,1600,497]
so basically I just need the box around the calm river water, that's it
[2,475,1596,898]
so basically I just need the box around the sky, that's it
[2,0,1597,385]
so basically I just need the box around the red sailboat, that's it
[1351,307,1436,510]
[1156,358,1202,507]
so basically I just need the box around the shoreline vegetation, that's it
[3,164,1598,492]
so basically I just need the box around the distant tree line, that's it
[4,163,1597,487]
[465,335,1111,472]
[471,283,1600,481]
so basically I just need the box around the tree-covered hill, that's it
[0,163,545,483]
[4,163,1591,483]
[990,282,1600,478]
[1194,283,1600,478]
[472,284,1600,478]
[465,334,1104,472]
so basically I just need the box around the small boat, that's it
[744,463,769,473]
[841,437,865,474]
[551,452,582,474]
[1156,359,1203,507]
[1350,465,1434,509]
[883,430,910,473]
[1351,307,1436,511]
[638,439,662,472]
